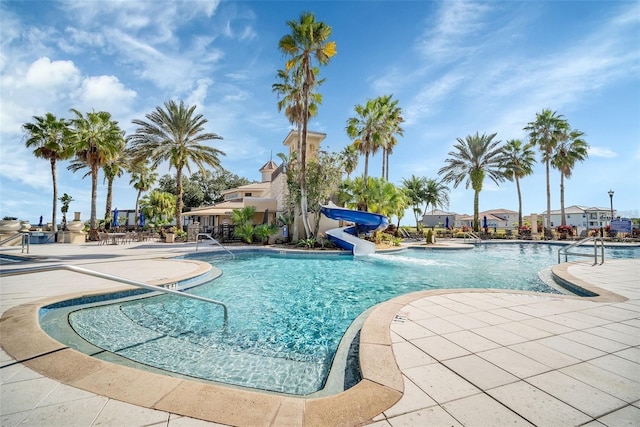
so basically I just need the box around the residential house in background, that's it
[540,205,615,233]
[188,130,329,240]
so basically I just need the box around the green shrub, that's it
[425,229,434,244]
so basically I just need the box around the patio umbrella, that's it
[138,211,145,228]
[483,215,488,230]
[38,216,43,227]
[113,208,119,227]
[445,217,449,229]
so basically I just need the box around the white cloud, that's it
[76,75,137,114]
[25,57,81,89]
[588,146,617,158]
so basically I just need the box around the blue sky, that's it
[1,0,639,225]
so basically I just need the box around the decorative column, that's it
[530,213,539,240]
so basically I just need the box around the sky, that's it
[1,0,639,226]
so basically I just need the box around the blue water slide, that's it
[320,203,389,255]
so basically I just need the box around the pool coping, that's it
[0,254,629,425]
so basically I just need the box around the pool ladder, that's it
[0,232,30,254]
[0,264,228,329]
[558,236,605,265]
[195,233,235,258]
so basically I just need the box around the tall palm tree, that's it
[278,12,336,238]
[340,143,359,178]
[127,100,225,231]
[129,161,158,229]
[524,109,569,233]
[552,129,589,226]
[377,94,404,180]
[424,178,450,217]
[438,132,508,232]
[346,98,384,184]
[68,109,124,236]
[273,66,322,242]
[22,113,73,233]
[401,175,428,230]
[101,140,126,223]
[502,139,536,228]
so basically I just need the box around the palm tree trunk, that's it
[473,190,480,232]
[545,158,551,235]
[559,172,566,226]
[363,152,370,184]
[176,167,183,232]
[90,165,98,234]
[135,190,141,230]
[382,148,386,179]
[50,159,58,233]
[516,175,523,228]
[300,95,312,238]
[105,178,113,224]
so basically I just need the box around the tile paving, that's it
[1,240,638,426]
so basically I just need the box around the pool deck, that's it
[1,240,639,426]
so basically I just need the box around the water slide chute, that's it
[319,203,389,255]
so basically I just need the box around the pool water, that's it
[63,244,638,395]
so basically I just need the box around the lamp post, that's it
[608,189,614,225]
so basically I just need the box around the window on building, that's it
[244,193,252,197]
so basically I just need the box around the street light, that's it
[608,189,614,224]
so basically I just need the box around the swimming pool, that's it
[42,244,639,396]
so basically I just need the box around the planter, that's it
[67,221,84,232]
[0,220,21,234]
[73,212,81,222]
[165,233,175,243]
[19,221,31,232]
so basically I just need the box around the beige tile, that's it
[595,404,640,426]
[404,363,479,404]
[520,317,573,334]
[442,392,534,426]
[588,354,640,382]
[93,399,169,426]
[383,376,437,418]
[168,414,228,426]
[472,325,528,346]
[496,321,552,340]
[441,330,501,353]
[581,305,637,322]
[536,335,606,361]
[415,317,463,335]
[561,362,640,403]
[411,335,470,361]
[508,341,580,369]
[386,405,463,427]
[561,330,629,353]
[527,371,627,418]
[443,354,518,390]
[615,347,640,363]
[19,395,107,426]
[441,313,490,329]
[488,381,592,426]
[488,308,533,321]
[586,325,640,346]
[390,320,434,340]
[477,347,551,379]
[39,382,100,407]
[391,341,436,370]
[466,310,512,325]
[0,376,59,414]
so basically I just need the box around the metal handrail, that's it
[463,231,481,243]
[0,232,30,254]
[195,233,235,258]
[558,236,605,265]
[0,264,228,329]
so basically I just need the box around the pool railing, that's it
[1,264,228,329]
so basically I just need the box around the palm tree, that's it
[502,139,536,228]
[524,109,569,233]
[340,143,359,178]
[552,130,589,226]
[140,190,176,226]
[23,113,73,233]
[438,132,508,232]
[129,161,158,230]
[377,95,404,180]
[101,141,126,223]
[68,109,124,236]
[401,175,428,230]
[273,67,322,242]
[278,12,336,238]
[346,98,384,184]
[424,178,450,217]
[127,100,225,232]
